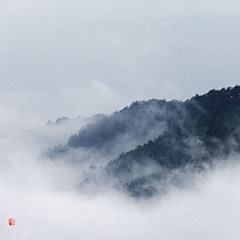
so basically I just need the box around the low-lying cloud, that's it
[1,122,240,240]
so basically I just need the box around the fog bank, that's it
[1,125,240,240]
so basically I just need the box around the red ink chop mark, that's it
[8,218,15,226]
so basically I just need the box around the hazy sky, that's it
[1,0,240,134]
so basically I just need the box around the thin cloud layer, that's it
[1,0,239,20]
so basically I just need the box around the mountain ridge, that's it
[47,85,240,197]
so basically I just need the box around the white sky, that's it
[1,0,240,134]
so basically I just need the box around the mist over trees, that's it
[47,85,240,197]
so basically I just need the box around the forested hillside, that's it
[48,85,240,197]
[50,99,190,157]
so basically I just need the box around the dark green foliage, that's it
[108,86,240,169]
[191,85,240,139]
[67,99,185,154]
[127,177,157,198]
[50,85,240,197]
[104,85,240,196]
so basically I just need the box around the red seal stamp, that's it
[8,218,15,226]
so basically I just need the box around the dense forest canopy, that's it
[48,85,240,197]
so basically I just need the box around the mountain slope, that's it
[48,85,240,197]
[103,86,240,196]
[50,99,192,158]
